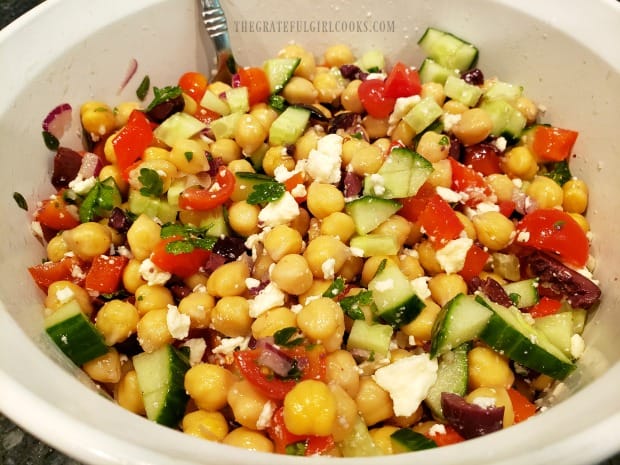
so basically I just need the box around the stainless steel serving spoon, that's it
[199,0,238,83]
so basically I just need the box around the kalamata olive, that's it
[441,392,504,439]
[461,68,485,86]
[448,135,463,161]
[107,207,134,234]
[212,236,247,262]
[146,94,184,122]
[339,64,363,80]
[343,171,363,198]
[463,142,502,175]
[52,147,83,188]
[328,112,362,134]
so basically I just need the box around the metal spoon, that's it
[199,0,237,84]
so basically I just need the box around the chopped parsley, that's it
[138,168,164,198]
[42,131,59,151]
[439,135,450,146]
[136,75,150,101]
[339,290,373,320]
[78,178,121,223]
[13,192,28,211]
[184,151,193,162]
[322,277,346,298]
[543,160,572,186]
[273,327,304,347]
[247,181,286,205]
[146,85,182,112]
[285,441,307,456]
[160,223,218,255]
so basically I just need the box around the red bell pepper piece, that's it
[237,67,271,106]
[459,244,491,281]
[84,255,129,294]
[383,61,422,98]
[527,296,562,318]
[267,407,335,456]
[531,126,578,162]
[417,195,465,248]
[112,110,153,173]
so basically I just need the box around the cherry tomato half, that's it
[515,208,589,267]
[178,71,208,103]
[383,61,422,98]
[237,67,270,106]
[150,236,212,278]
[178,166,235,211]
[358,79,396,119]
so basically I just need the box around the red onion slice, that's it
[255,340,295,377]
[77,152,103,179]
[42,103,72,140]
[118,58,138,94]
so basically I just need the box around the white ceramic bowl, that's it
[1,1,619,464]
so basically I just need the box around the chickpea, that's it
[320,212,356,243]
[95,300,139,345]
[270,254,313,295]
[324,44,355,67]
[228,201,261,237]
[390,120,416,145]
[427,158,453,188]
[421,82,446,106]
[262,146,295,177]
[526,175,564,209]
[82,349,121,384]
[363,115,389,139]
[428,273,468,307]
[46,235,70,262]
[185,363,234,411]
[348,144,384,176]
[227,379,271,429]
[325,350,360,398]
[452,108,493,146]
[178,291,215,329]
[206,261,249,297]
[80,101,116,139]
[468,346,515,390]
[341,80,364,113]
[502,146,538,180]
[62,222,112,261]
[295,127,320,161]
[466,386,514,427]
[306,183,345,219]
[115,370,145,414]
[126,214,161,261]
[263,225,303,261]
[472,211,516,250]
[249,103,279,131]
[297,297,344,346]
[45,280,93,315]
[279,43,316,80]
[113,101,141,127]
[282,77,319,104]
[372,215,412,249]
[400,299,441,342]
[134,284,174,316]
[136,308,173,353]
[487,173,516,202]
[251,307,297,339]
[234,114,268,155]
[341,137,369,166]
[211,296,252,337]
[416,131,450,163]
[303,235,351,278]
[222,427,274,452]
[355,376,393,426]
[182,410,229,441]
[562,178,589,213]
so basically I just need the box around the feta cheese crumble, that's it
[305,134,343,184]
[372,353,438,417]
[256,401,277,430]
[373,278,395,292]
[139,258,172,286]
[166,304,190,340]
[248,282,286,318]
[212,336,251,355]
[182,338,207,366]
[570,333,586,359]
[258,191,300,228]
[321,258,336,280]
[436,237,473,274]
[410,276,431,300]
[471,396,497,409]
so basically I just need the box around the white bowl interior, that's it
[1,1,619,464]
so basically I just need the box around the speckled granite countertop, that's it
[1,1,619,465]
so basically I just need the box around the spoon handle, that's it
[199,0,232,54]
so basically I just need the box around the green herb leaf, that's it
[339,290,373,320]
[165,239,196,255]
[192,236,218,251]
[273,327,304,347]
[13,192,28,211]
[439,135,450,146]
[268,94,288,112]
[138,168,164,198]
[322,277,346,298]
[184,151,193,162]
[508,293,521,306]
[367,66,381,73]
[285,441,307,456]
[78,178,122,223]
[544,160,572,186]
[136,75,150,101]
[283,360,303,381]
[247,182,286,205]
[42,131,59,151]
[146,85,182,112]
[79,183,100,223]
[161,223,211,239]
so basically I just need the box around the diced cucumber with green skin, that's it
[166,179,185,207]
[128,190,178,224]
[479,99,527,141]
[357,49,385,72]
[345,196,402,235]
[403,97,444,134]
[153,112,206,147]
[483,80,523,103]
[418,27,478,71]
[503,278,540,308]
[533,311,577,358]
[199,89,231,115]
[369,259,425,328]
[44,300,108,366]
[477,297,576,379]
[390,428,438,453]
[197,205,230,237]
[571,308,587,334]
[133,344,190,427]
[444,75,483,107]
[211,112,242,140]
[346,319,393,359]
[268,106,311,146]
[363,148,433,199]
[425,342,470,419]
[225,86,250,114]
[338,415,382,457]
[430,293,493,358]
[349,234,400,257]
[418,58,459,85]
[264,57,300,94]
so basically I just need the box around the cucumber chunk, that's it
[349,234,400,257]
[345,196,401,235]
[418,58,459,85]
[444,75,483,107]
[338,415,382,457]
[503,278,539,308]
[425,342,470,419]
[477,297,575,379]
[225,86,250,114]
[533,311,577,358]
[268,106,311,146]
[264,57,300,94]
[199,89,231,115]
[369,259,425,328]
[363,147,433,199]
[402,96,443,134]
[418,27,478,71]
[347,319,393,359]
[231,171,276,202]
[391,428,437,453]
[133,344,190,427]
[430,293,493,358]
[128,189,178,224]
[210,112,242,140]
[44,300,108,366]
[153,112,206,147]
[479,99,526,141]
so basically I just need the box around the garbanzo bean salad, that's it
[25,28,601,456]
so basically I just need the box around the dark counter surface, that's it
[0,1,619,465]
